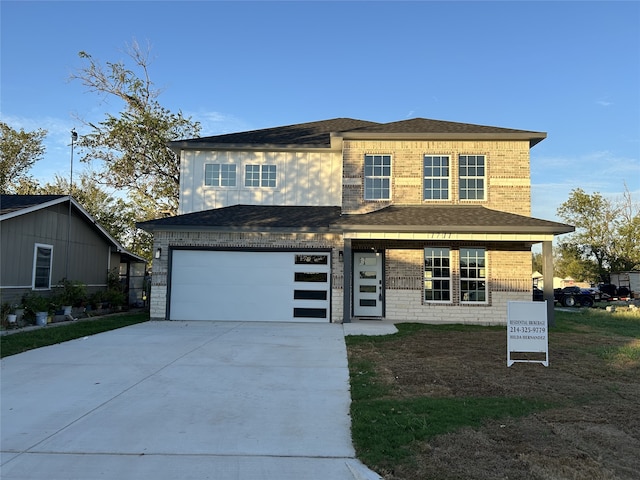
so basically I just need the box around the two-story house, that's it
[138,118,572,324]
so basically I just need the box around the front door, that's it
[353,252,383,317]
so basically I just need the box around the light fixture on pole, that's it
[65,129,78,280]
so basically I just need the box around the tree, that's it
[0,122,46,194]
[34,172,153,260]
[70,40,201,218]
[557,186,640,280]
[554,242,599,282]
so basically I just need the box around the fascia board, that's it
[167,142,336,152]
[339,224,574,235]
[336,131,547,147]
[0,196,68,221]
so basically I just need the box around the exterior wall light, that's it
[155,247,162,259]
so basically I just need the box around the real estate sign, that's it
[507,301,549,367]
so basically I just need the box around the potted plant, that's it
[56,278,87,314]
[12,302,26,324]
[22,293,52,326]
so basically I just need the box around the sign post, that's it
[507,301,549,367]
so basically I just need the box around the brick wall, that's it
[342,139,531,215]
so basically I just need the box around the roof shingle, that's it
[137,204,573,235]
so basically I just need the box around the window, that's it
[460,248,486,302]
[423,155,450,200]
[33,244,53,290]
[204,164,236,186]
[459,155,485,200]
[424,247,451,302]
[245,164,276,187]
[364,154,391,200]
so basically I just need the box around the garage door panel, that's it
[170,250,330,322]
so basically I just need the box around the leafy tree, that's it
[609,186,640,272]
[532,252,544,274]
[554,242,599,282]
[70,40,201,218]
[0,122,46,194]
[557,186,640,280]
[33,172,152,260]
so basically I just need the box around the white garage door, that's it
[169,250,331,322]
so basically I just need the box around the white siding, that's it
[178,150,342,214]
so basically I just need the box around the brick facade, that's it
[342,140,531,215]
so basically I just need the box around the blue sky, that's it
[2,1,639,223]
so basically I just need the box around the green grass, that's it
[552,307,640,337]
[346,322,504,346]
[352,396,550,466]
[1,312,149,358]
[346,307,640,473]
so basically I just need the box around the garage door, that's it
[169,250,331,322]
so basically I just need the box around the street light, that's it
[65,129,78,280]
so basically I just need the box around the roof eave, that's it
[336,131,547,147]
[339,224,574,235]
[168,141,335,152]
[136,223,337,234]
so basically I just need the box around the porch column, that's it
[542,240,555,327]
[343,238,352,323]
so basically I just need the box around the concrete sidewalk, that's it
[1,321,382,480]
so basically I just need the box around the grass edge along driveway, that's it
[1,312,149,358]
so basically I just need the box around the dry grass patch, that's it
[346,309,640,479]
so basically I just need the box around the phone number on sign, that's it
[509,326,546,334]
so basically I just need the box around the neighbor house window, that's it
[424,247,451,302]
[245,164,277,187]
[32,243,53,290]
[459,155,485,200]
[460,248,486,302]
[364,154,391,200]
[423,155,450,200]
[204,164,236,186]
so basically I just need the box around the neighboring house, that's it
[138,118,573,325]
[0,195,146,307]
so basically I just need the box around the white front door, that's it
[353,252,383,317]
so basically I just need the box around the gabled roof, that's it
[0,194,67,216]
[1,195,146,262]
[168,117,547,150]
[137,204,573,236]
[169,118,379,149]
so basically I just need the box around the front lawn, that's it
[1,312,149,358]
[346,307,640,479]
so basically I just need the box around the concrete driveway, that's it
[1,321,384,479]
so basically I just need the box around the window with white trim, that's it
[204,164,236,186]
[423,155,450,200]
[245,164,277,187]
[424,247,451,302]
[33,243,53,290]
[459,155,485,200]
[460,248,487,302]
[364,154,391,200]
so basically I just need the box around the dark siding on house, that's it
[0,203,113,300]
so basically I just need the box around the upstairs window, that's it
[364,154,391,200]
[459,155,485,200]
[245,164,277,187]
[33,243,53,290]
[204,164,236,186]
[460,248,487,302]
[423,155,450,200]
